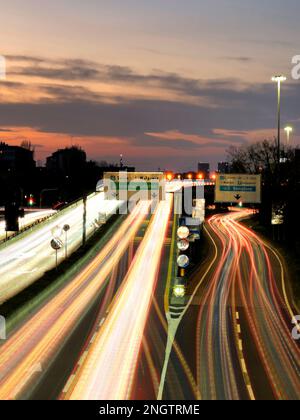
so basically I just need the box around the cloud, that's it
[1,54,300,170]
[0,76,299,140]
[40,84,106,103]
[144,130,242,150]
[6,55,45,64]
[5,54,253,101]
[0,81,24,89]
[9,57,100,81]
[0,127,14,132]
[221,56,253,63]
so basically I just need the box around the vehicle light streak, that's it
[0,210,56,241]
[64,194,173,400]
[196,210,300,400]
[0,201,150,400]
[0,193,121,303]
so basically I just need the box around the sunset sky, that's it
[0,0,299,170]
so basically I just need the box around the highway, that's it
[0,210,56,241]
[0,200,151,399]
[160,210,300,400]
[0,199,299,400]
[63,194,173,400]
[0,193,121,304]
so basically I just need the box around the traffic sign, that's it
[177,255,190,269]
[51,238,63,251]
[177,226,190,239]
[177,239,190,251]
[215,174,261,204]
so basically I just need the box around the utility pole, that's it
[83,194,87,246]
[272,75,286,165]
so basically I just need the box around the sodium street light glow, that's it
[284,126,293,145]
[271,75,287,83]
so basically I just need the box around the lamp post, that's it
[272,75,287,164]
[63,224,70,259]
[51,238,63,270]
[284,126,293,146]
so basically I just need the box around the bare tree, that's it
[227,139,279,174]
[227,139,295,182]
[20,140,35,153]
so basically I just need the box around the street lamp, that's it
[272,75,287,164]
[284,126,293,146]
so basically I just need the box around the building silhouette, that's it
[46,146,86,177]
[198,162,210,179]
[0,142,36,174]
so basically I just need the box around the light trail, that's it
[196,211,300,400]
[64,194,173,400]
[0,201,150,400]
[0,210,56,241]
[0,193,121,304]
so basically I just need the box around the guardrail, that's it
[0,213,56,246]
[0,193,96,249]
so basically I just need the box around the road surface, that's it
[63,194,173,400]
[160,210,300,400]
[0,200,150,399]
[0,193,121,304]
[0,210,56,241]
[1,205,299,400]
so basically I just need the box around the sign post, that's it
[51,238,63,270]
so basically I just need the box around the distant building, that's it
[218,161,230,174]
[46,147,87,177]
[198,162,210,179]
[0,142,36,173]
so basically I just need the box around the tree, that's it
[227,139,299,246]
[227,139,295,185]
[228,139,278,173]
[20,140,35,156]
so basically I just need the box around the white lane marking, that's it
[63,374,76,394]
